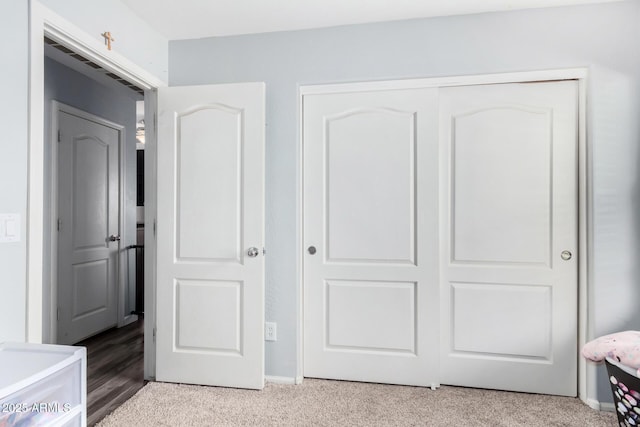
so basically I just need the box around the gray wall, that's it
[43,56,140,343]
[0,1,29,343]
[169,1,640,401]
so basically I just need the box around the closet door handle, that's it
[247,247,260,257]
[108,235,121,242]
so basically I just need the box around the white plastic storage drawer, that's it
[0,343,87,426]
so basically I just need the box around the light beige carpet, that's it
[97,379,616,426]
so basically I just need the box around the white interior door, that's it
[439,81,578,396]
[57,109,120,345]
[156,83,265,389]
[303,88,440,387]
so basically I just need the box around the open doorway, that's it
[28,4,163,412]
[44,36,145,344]
[43,36,148,425]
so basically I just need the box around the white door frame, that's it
[28,2,166,379]
[298,68,591,401]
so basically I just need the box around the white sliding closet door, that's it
[439,81,578,396]
[303,88,440,387]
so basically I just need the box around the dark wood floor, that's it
[77,318,145,426]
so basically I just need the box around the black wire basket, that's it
[605,357,640,426]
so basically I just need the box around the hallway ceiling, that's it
[121,0,622,40]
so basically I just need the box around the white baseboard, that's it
[295,376,304,384]
[585,398,600,411]
[600,402,615,412]
[265,375,298,384]
[585,398,615,412]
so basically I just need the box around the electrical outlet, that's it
[265,322,277,341]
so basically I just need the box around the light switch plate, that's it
[0,214,20,243]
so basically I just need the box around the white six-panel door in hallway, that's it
[303,79,578,396]
[156,83,265,389]
[439,81,578,396]
[303,88,440,387]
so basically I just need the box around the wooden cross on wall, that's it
[101,32,114,50]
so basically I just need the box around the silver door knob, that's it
[561,250,572,261]
[308,246,317,255]
[108,235,121,242]
[247,247,259,257]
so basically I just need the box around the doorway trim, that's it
[297,67,590,401]
[28,2,166,379]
